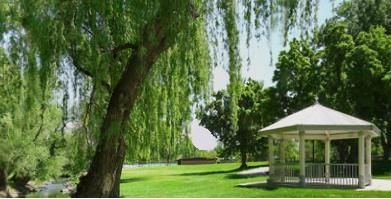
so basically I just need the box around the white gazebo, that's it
[259,102,380,188]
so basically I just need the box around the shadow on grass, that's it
[120,177,148,184]
[237,182,357,191]
[178,164,268,177]
[178,168,241,176]
[244,164,269,170]
[236,182,278,191]
[224,173,261,179]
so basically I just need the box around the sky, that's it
[190,0,338,151]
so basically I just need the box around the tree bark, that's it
[0,167,9,198]
[240,150,247,169]
[0,168,6,192]
[380,129,390,161]
[73,18,171,198]
[383,146,390,161]
[109,137,127,198]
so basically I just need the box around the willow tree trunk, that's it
[73,19,171,197]
[0,168,6,193]
[72,54,141,197]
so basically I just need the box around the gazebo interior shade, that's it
[259,103,380,139]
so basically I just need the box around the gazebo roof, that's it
[259,103,380,140]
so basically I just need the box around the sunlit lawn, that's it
[120,161,391,198]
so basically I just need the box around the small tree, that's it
[198,79,267,169]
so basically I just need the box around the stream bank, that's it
[25,178,72,198]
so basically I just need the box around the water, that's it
[26,179,69,198]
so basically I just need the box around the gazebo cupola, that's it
[259,102,380,188]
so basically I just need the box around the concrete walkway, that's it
[358,179,391,191]
[237,166,269,176]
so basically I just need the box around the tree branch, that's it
[33,104,46,141]
[111,43,137,58]
[71,56,112,91]
[82,25,93,38]
[82,85,95,146]
[189,1,200,19]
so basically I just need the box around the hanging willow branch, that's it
[32,103,46,141]
[82,84,95,146]
[69,54,112,91]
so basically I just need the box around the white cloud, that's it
[190,119,218,151]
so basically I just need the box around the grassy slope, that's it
[120,162,391,198]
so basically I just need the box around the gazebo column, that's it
[299,131,306,186]
[268,136,274,183]
[324,138,330,182]
[280,139,286,182]
[365,136,372,185]
[358,133,365,188]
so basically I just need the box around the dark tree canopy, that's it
[198,79,268,168]
[334,0,391,35]
[272,3,391,161]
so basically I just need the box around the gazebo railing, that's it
[272,163,361,186]
[306,163,358,186]
[273,163,300,183]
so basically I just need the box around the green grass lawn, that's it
[120,162,391,198]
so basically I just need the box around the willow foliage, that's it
[126,20,211,161]
[0,46,65,182]
[0,1,323,189]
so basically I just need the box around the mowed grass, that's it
[120,161,391,198]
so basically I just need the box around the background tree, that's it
[273,39,320,113]
[333,0,391,35]
[272,4,391,161]
[320,3,391,159]
[198,79,267,169]
[344,27,391,160]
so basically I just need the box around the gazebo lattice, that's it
[259,102,380,188]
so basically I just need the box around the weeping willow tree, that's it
[0,39,66,192]
[0,0,322,197]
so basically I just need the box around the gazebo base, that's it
[239,179,391,191]
[268,177,370,188]
[270,162,371,188]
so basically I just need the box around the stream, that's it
[25,163,175,197]
[26,178,69,198]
